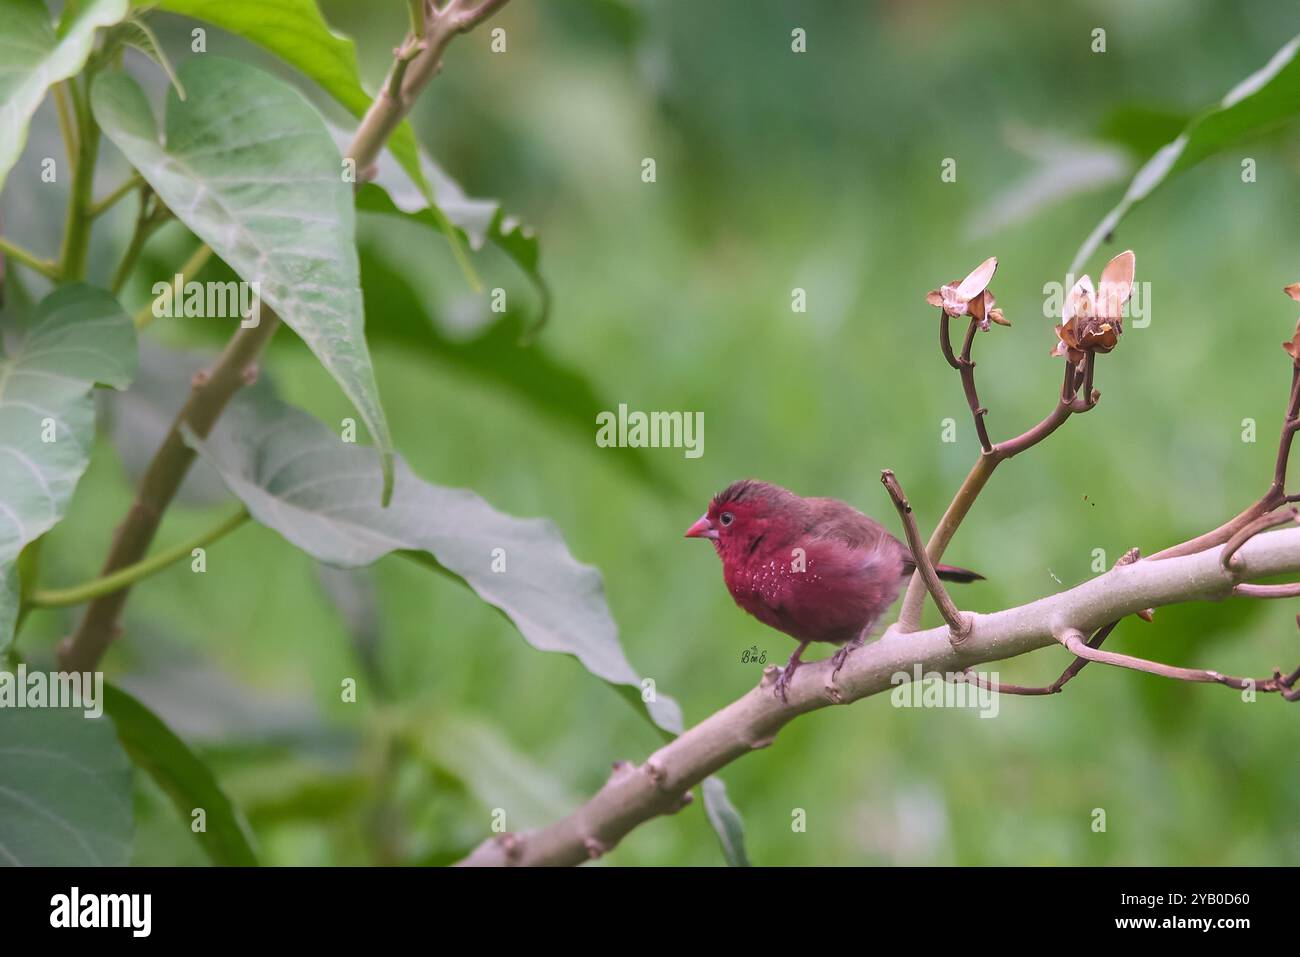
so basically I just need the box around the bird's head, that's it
[685,480,799,560]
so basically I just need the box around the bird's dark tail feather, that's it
[902,560,985,583]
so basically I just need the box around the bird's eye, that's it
[720,512,734,527]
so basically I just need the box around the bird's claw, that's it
[773,668,794,704]
[829,644,854,679]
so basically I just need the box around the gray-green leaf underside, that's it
[182,389,685,735]
[184,389,747,861]
[0,0,128,193]
[90,56,394,501]
[0,284,136,651]
[0,707,133,866]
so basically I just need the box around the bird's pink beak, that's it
[684,513,718,540]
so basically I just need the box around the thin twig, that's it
[881,470,970,642]
[1057,627,1300,699]
[1221,507,1299,573]
[960,620,1119,695]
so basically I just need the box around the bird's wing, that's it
[804,497,901,552]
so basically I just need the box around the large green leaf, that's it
[0,706,133,865]
[0,283,136,651]
[184,391,746,861]
[135,0,432,213]
[1072,33,1300,273]
[181,389,685,736]
[104,684,259,866]
[0,0,128,193]
[90,57,394,501]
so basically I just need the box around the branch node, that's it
[643,760,668,790]
[667,790,693,814]
[582,836,608,860]
[496,832,523,864]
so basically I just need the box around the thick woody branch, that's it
[59,315,279,671]
[459,524,1300,866]
[880,469,970,641]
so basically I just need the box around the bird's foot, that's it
[773,666,795,704]
[830,638,864,679]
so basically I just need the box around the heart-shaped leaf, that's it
[0,0,128,193]
[91,57,394,501]
[182,389,685,736]
[0,706,133,865]
[0,283,136,651]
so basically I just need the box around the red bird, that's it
[686,480,982,701]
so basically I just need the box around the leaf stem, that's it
[110,191,171,294]
[30,509,249,608]
[58,75,100,280]
[53,82,78,169]
[136,243,212,329]
[89,171,144,218]
[0,236,62,281]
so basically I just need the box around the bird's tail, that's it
[902,559,985,583]
[935,563,984,583]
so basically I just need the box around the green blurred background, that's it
[15,0,1300,864]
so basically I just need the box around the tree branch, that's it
[881,469,970,641]
[458,524,1300,866]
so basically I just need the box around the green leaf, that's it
[111,15,186,100]
[1072,33,1300,273]
[103,684,259,866]
[91,57,395,502]
[417,712,580,832]
[136,0,432,218]
[0,705,133,865]
[701,776,750,867]
[183,391,748,860]
[358,146,551,336]
[181,389,685,736]
[0,283,136,651]
[0,0,129,194]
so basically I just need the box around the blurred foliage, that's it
[9,0,1300,865]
